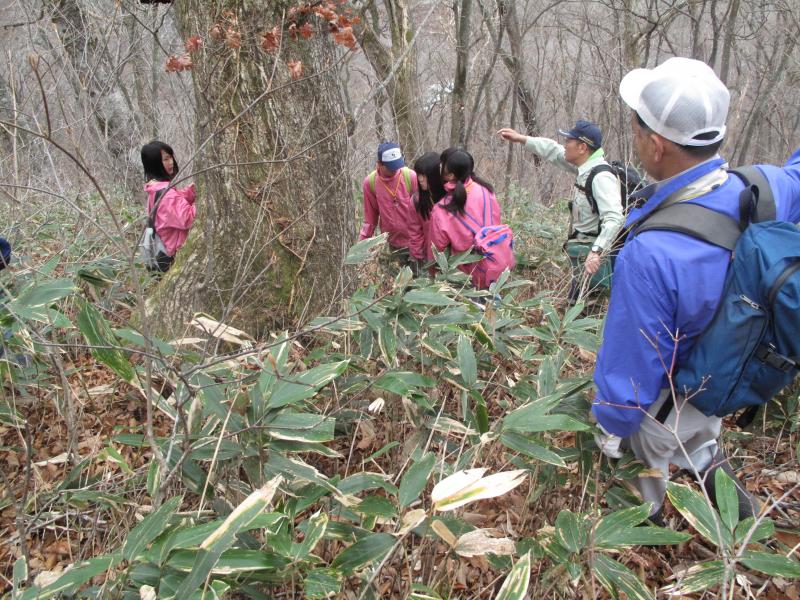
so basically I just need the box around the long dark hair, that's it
[439,146,464,174]
[442,149,494,216]
[141,140,178,182]
[413,152,446,220]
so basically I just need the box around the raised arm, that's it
[161,189,197,231]
[497,127,577,173]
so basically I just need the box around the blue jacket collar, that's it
[626,157,727,227]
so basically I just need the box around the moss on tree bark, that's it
[150,1,355,338]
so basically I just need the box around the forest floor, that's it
[1,198,799,599]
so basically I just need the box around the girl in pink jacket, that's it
[411,152,446,262]
[141,141,196,270]
[429,149,501,289]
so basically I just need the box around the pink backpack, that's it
[455,187,516,288]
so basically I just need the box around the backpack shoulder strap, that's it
[632,202,742,251]
[455,214,478,236]
[453,187,486,235]
[577,163,614,214]
[481,186,489,227]
[729,165,776,222]
[401,167,413,195]
[148,188,168,229]
[368,169,412,196]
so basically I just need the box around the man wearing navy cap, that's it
[359,141,423,270]
[498,120,624,304]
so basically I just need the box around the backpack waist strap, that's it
[754,344,798,373]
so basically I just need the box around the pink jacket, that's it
[429,178,502,288]
[417,209,433,262]
[360,169,424,257]
[144,180,196,257]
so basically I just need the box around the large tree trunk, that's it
[719,0,740,85]
[0,74,15,149]
[123,4,159,142]
[150,2,354,338]
[478,0,538,136]
[45,0,142,185]
[498,0,538,135]
[732,35,795,165]
[358,0,428,159]
[621,0,640,69]
[464,0,504,146]
[449,0,472,146]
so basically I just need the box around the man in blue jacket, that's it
[0,238,10,270]
[592,57,800,522]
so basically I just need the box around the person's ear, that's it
[650,133,666,163]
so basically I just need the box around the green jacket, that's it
[524,137,624,251]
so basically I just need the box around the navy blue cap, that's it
[558,119,602,149]
[377,141,404,171]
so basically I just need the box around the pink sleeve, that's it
[429,209,449,260]
[182,183,196,204]
[359,176,378,240]
[407,209,426,259]
[161,189,196,230]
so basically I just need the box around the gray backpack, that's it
[139,188,173,272]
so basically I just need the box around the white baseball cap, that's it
[619,57,729,146]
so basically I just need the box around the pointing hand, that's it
[496,128,526,144]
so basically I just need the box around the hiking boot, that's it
[646,506,666,528]
[696,450,760,520]
[567,277,580,305]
